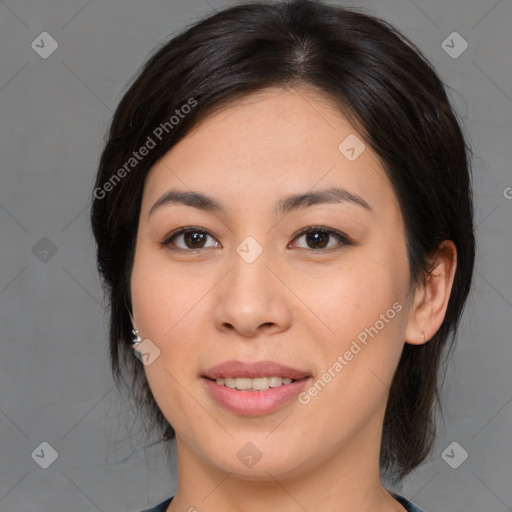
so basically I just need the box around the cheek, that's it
[130,246,211,378]
[307,259,405,347]
[304,279,405,427]
[131,245,197,338]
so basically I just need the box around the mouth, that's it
[201,360,312,415]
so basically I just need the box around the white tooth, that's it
[269,376,284,387]
[234,377,252,390]
[224,377,237,389]
[252,377,269,390]
[217,376,295,390]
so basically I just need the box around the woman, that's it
[91,1,475,511]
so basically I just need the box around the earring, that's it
[132,329,142,346]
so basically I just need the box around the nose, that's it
[213,244,292,338]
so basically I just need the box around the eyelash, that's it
[160,225,353,254]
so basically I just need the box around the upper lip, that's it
[202,360,311,380]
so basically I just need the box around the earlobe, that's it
[404,240,457,346]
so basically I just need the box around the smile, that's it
[214,376,295,391]
[202,376,311,415]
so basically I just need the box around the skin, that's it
[130,85,457,512]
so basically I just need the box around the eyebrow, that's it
[148,186,373,219]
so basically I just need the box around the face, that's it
[130,86,415,480]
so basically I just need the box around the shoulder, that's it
[391,492,425,512]
[138,496,174,512]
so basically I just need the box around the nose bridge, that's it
[228,234,275,306]
[213,233,291,336]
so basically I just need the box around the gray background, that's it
[0,0,510,511]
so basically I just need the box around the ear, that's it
[404,240,457,345]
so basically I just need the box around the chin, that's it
[205,446,312,481]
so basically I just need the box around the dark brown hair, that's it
[91,0,475,481]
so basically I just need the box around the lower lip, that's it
[202,377,311,415]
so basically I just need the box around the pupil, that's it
[186,231,205,248]
[307,231,328,249]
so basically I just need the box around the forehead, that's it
[142,86,398,219]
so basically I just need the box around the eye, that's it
[161,227,220,251]
[290,226,352,252]
[161,225,352,253]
